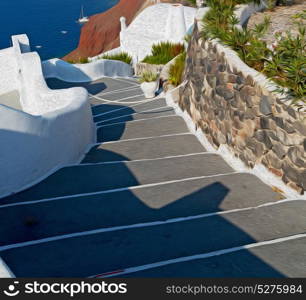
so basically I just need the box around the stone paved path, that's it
[0,77,305,277]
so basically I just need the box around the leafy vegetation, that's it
[292,9,306,21]
[100,52,133,65]
[142,42,185,65]
[219,17,271,71]
[264,27,306,101]
[67,57,89,64]
[176,0,197,7]
[186,0,197,6]
[201,0,306,101]
[139,71,159,83]
[168,52,187,86]
[184,33,192,44]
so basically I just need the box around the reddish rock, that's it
[269,167,283,178]
[64,0,146,61]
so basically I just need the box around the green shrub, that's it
[139,71,159,83]
[184,33,192,44]
[79,57,89,64]
[266,0,277,10]
[202,0,262,40]
[168,52,186,86]
[100,52,133,65]
[201,0,306,102]
[291,10,306,21]
[263,27,306,101]
[142,42,185,65]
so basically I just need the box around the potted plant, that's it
[139,71,159,98]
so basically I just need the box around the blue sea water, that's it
[0,0,118,60]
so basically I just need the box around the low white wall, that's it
[196,1,265,30]
[0,48,18,95]
[42,58,133,83]
[0,92,94,197]
[19,53,83,115]
[0,34,95,198]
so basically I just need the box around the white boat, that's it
[78,6,89,24]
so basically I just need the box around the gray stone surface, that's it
[1,154,233,203]
[93,98,167,121]
[97,116,190,142]
[83,134,205,163]
[47,77,135,95]
[96,106,175,126]
[0,173,281,246]
[99,88,144,101]
[90,94,147,107]
[2,201,305,277]
[122,236,306,277]
[114,77,139,85]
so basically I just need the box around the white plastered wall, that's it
[118,4,196,64]
[0,47,18,95]
[42,57,133,82]
[0,35,95,198]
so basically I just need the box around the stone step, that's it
[1,200,305,277]
[82,134,205,163]
[90,94,146,108]
[97,88,144,101]
[46,77,137,95]
[97,116,189,142]
[92,98,167,118]
[114,77,140,85]
[96,107,175,126]
[0,173,280,246]
[0,154,233,204]
[120,234,306,278]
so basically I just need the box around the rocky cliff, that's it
[64,0,146,61]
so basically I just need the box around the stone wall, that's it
[135,62,164,76]
[178,23,306,194]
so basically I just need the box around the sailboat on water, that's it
[78,6,89,24]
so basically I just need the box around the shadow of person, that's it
[46,78,108,95]
[0,172,285,278]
